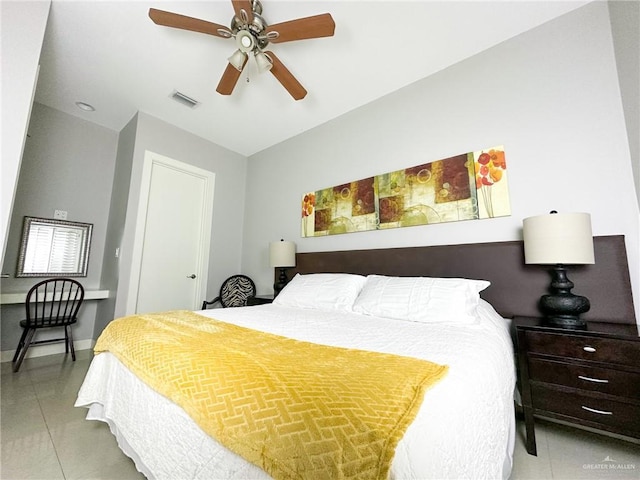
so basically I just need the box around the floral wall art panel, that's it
[473,146,510,219]
[302,177,378,237]
[301,145,510,237]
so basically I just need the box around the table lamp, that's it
[270,239,296,296]
[522,211,595,328]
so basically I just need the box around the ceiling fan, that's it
[149,0,335,100]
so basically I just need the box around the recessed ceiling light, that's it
[75,101,95,112]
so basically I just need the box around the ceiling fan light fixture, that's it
[254,50,272,73]
[228,49,248,71]
[149,1,336,100]
[236,30,255,52]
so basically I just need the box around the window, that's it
[17,217,92,277]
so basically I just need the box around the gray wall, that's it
[1,105,249,354]
[113,112,248,319]
[608,0,640,211]
[0,103,118,352]
[93,114,137,338]
[242,2,640,322]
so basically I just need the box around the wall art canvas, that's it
[301,145,510,237]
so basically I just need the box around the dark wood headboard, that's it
[288,235,635,324]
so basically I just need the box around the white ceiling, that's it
[34,0,592,157]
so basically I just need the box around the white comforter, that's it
[76,300,516,479]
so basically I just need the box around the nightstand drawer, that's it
[528,357,640,399]
[526,331,640,368]
[531,384,640,436]
[515,317,640,456]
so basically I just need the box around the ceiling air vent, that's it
[170,90,200,108]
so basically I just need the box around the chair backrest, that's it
[25,278,85,328]
[219,275,256,307]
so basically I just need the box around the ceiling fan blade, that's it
[231,0,254,25]
[265,51,307,100]
[216,59,247,95]
[265,13,335,43]
[149,8,232,38]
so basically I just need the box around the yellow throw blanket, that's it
[94,310,448,480]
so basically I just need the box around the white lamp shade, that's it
[523,212,594,265]
[270,240,296,267]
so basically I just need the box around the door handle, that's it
[187,274,196,279]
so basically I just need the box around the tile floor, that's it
[1,350,639,479]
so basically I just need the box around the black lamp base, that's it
[542,313,588,329]
[273,268,289,297]
[539,264,590,329]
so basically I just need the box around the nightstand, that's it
[514,316,640,456]
[246,295,274,306]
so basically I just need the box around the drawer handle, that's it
[582,406,613,415]
[578,375,609,384]
[583,346,596,353]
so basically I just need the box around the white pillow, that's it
[352,275,490,324]
[273,273,367,312]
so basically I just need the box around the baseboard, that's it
[1,339,95,363]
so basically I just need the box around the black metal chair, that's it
[12,278,85,372]
[202,275,256,309]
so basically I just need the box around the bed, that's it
[75,236,635,480]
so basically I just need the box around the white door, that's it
[132,151,214,314]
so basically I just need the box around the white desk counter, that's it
[0,290,110,305]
